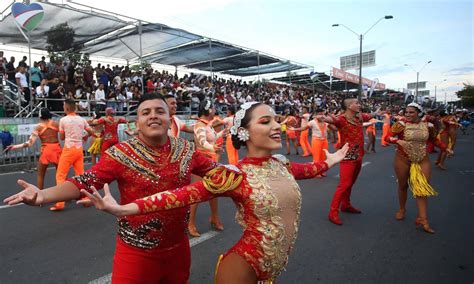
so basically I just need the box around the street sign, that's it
[340,50,376,71]
[407,81,426,90]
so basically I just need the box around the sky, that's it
[1,0,473,101]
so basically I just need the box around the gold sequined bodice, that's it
[403,122,429,163]
[238,158,302,279]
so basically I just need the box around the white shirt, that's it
[15,72,28,88]
[36,85,50,98]
[308,120,328,140]
[95,89,106,105]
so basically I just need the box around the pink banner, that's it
[332,67,386,90]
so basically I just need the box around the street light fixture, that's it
[404,60,432,102]
[332,15,393,100]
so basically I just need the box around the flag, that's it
[368,78,379,98]
[309,71,317,80]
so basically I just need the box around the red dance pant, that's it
[330,160,362,212]
[112,238,190,284]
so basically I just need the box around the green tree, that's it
[44,22,88,68]
[456,83,474,107]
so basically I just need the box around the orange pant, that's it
[300,130,312,156]
[225,136,239,165]
[311,138,328,162]
[381,124,390,146]
[56,147,84,185]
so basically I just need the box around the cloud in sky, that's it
[445,64,474,76]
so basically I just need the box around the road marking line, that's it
[0,162,93,176]
[0,171,26,176]
[333,161,371,178]
[0,203,24,209]
[89,230,221,284]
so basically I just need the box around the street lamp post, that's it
[332,15,393,100]
[404,60,432,102]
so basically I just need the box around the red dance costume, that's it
[133,155,329,282]
[329,113,371,221]
[68,136,217,283]
[96,116,127,154]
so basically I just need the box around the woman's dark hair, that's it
[39,108,52,120]
[198,99,213,117]
[227,105,237,115]
[231,103,263,150]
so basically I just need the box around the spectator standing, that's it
[95,83,107,115]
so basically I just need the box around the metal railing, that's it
[0,112,197,172]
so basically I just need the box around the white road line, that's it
[333,161,371,178]
[89,230,221,284]
[0,203,24,209]
[0,170,26,176]
[0,162,93,176]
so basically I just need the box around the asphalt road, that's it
[0,134,472,284]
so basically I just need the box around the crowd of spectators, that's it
[1,52,399,118]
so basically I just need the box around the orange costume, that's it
[36,120,62,165]
[381,113,391,146]
[299,113,312,157]
[308,119,328,162]
[365,120,377,137]
[54,113,93,210]
[168,115,186,138]
[223,115,239,165]
[133,155,329,282]
[284,116,298,140]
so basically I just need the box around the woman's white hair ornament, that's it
[230,102,259,136]
[237,128,250,142]
[407,102,424,117]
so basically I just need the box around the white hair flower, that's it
[237,128,250,142]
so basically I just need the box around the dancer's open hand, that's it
[77,184,138,217]
[3,179,43,206]
[324,143,349,168]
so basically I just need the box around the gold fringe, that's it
[87,138,102,154]
[409,163,438,198]
[203,166,243,194]
[214,254,224,284]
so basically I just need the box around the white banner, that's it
[17,124,37,135]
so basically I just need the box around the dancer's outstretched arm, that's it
[289,143,349,180]
[3,180,81,206]
[79,166,243,217]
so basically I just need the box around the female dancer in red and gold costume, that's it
[5,108,61,189]
[81,102,349,283]
[188,99,226,237]
[435,111,458,170]
[385,103,451,234]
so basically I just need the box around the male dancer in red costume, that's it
[4,93,218,283]
[91,107,129,154]
[325,97,377,225]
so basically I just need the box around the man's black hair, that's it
[137,93,168,109]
